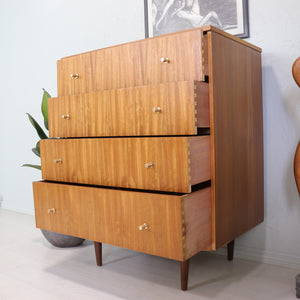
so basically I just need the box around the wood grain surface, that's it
[292,58,300,195]
[33,181,211,261]
[206,30,264,249]
[182,187,212,259]
[40,136,210,193]
[294,141,300,195]
[49,81,209,138]
[57,29,205,96]
[292,57,300,87]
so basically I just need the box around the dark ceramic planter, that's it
[41,229,85,247]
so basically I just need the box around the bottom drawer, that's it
[33,181,212,261]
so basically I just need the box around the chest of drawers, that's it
[32,26,263,290]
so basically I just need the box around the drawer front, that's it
[40,136,210,193]
[57,28,205,96]
[57,53,93,97]
[33,181,212,260]
[49,81,209,138]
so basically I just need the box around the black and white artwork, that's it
[144,0,249,38]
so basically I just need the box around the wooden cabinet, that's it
[33,26,264,290]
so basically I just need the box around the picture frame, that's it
[144,0,249,39]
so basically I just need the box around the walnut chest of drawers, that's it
[32,26,263,291]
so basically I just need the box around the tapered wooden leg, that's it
[180,259,190,291]
[227,240,235,261]
[94,242,102,266]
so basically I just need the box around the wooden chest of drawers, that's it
[33,26,264,290]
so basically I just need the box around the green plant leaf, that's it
[32,141,40,157]
[22,164,41,170]
[32,147,40,157]
[41,88,50,130]
[36,141,40,153]
[44,119,48,130]
[26,113,48,139]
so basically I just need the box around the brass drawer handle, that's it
[48,208,56,214]
[62,114,70,120]
[54,158,62,164]
[145,162,154,168]
[160,57,170,64]
[152,107,161,113]
[138,223,149,231]
[70,73,79,79]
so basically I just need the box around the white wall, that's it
[1,0,300,269]
[0,0,145,214]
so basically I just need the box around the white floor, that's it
[0,209,298,300]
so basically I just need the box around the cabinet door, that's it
[33,181,212,260]
[48,81,209,138]
[40,136,210,193]
[57,28,205,96]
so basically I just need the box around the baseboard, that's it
[214,245,300,270]
[1,205,34,216]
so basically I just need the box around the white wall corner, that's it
[214,245,300,270]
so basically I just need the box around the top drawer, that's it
[57,28,207,96]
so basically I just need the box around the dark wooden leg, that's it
[94,241,102,266]
[227,240,235,261]
[180,259,190,291]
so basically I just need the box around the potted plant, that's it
[23,89,85,247]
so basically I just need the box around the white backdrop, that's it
[0,0,145,213]
[0,0,300,269]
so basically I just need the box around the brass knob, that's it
[138,223,149,231]
[54,158,62,164]
[145,162,154,168]
[160,57,170,64]
[70,73,79,79]
[62,114,70,120]
[48,208,56,214]
[152,107,161,113]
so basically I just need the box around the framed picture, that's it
[144,0,249,38]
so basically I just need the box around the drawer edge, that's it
[182,187,212,260]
